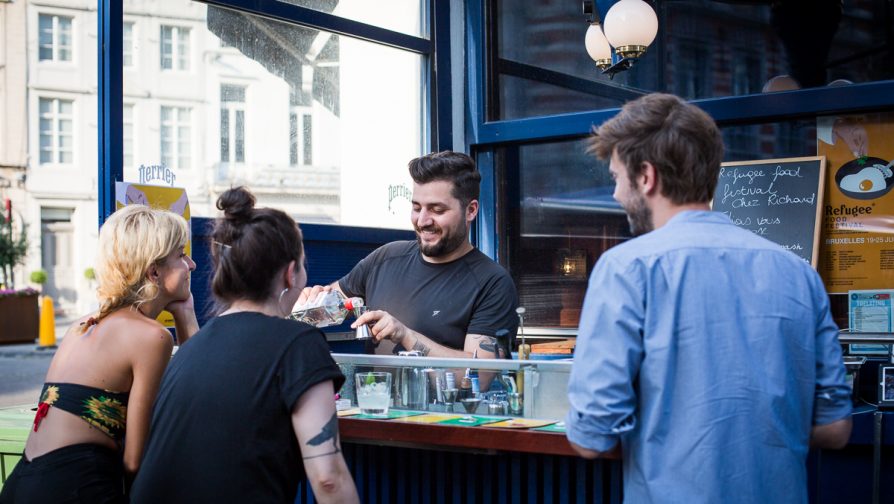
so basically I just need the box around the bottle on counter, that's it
[290,290,364,328]
[459,370,473,400]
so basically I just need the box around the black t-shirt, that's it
[339,241,519,353]
[130,313,344,504]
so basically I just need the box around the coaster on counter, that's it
[337,407,361,417]
[394,413,463,424]
[437,415,504,427]
[532,422,566,433]
[353,410,425,420]
[482,418,557,429]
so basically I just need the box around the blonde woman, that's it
[0,205,198,504]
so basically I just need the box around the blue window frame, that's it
[98,0,452,225]
[465,0,894,329]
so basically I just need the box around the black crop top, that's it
[33,382,130,442]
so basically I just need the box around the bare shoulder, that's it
[104,310,174,354]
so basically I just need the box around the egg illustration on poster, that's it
[835,157,894,200]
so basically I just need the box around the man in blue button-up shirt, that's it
[566,93,853,504]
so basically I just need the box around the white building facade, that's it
[17,0,423,314]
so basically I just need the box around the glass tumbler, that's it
[355,371,392,416]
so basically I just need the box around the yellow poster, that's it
[114,182,191,327]
[816,114,894,293]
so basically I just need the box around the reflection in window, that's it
[123,22,135,68]
[506,140,630,328]
[161,106,191,169]
[494,0,894,120]
[732,52,762,97]
[673,41,710,100]
[271,0,424,38]
[220,84,245,163]
[303,114,312,165]
[123,104,134,169]
[38,14,72,62]
[160,25,190,70]
[39,98,74,164]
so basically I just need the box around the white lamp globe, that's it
[585,23,613,62]
[603,0,658,50]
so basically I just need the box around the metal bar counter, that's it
[291,353,623,503]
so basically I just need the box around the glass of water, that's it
[355,372,392,416]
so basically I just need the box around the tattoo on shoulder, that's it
[412,340,430,356]
[477,336,497,354]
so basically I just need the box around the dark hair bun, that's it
[217,186,256,222]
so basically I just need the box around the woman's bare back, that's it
[25,309,171,460]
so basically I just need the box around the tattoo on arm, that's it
[303,449,341,461]
[306,412,340,449]
[478,336,498,354]
[412,340,430,356]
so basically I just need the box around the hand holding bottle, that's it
[290,290,364,328]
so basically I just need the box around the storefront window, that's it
[504,138,630,329]
[505,117,858,329]
[495,0,894,120]
[122,2,424,229]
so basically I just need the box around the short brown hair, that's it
[589,93,724,204]
[408,151,481,208]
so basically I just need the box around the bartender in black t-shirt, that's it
[299,151,518,359]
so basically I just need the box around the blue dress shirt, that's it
[566,210,852,504]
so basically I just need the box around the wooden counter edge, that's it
[338,417,619,459]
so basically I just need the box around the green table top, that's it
[0,404,34,455]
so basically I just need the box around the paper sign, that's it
[482,418,557,429]
[848,289,893,355]
[817,114,894,293]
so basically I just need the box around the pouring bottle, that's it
[290,291,363,328]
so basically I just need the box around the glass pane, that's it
[178,28,190,70]
[496,0,894,119]
[160,26,173,69]
[123,3,424,229]
[220,109,230,162]
[302,113,312,165]
[58,17,72,61]
[505,139,630,328]
[273,0,425,38]
[503,118,859,329]
[38,15,53,60]
[58,100,73,115]
[39,98,52,114]
[123,23,134,67]
[289,112,298,165]
[235,110,244,163]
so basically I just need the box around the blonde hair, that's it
[91,205,189,329]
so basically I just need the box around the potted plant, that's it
[0,199,39,343]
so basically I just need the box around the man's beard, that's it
[624,191,654,236]
[416,222,468,258]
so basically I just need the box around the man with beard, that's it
[301,151,518,358]
[565,93,852,504]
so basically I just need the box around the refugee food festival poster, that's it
[115,182,190,328]
[817,114,894,294]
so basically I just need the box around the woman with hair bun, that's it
[131,187,358,504]
[0,204,197,503]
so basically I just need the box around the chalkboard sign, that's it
[711,156,826,266]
